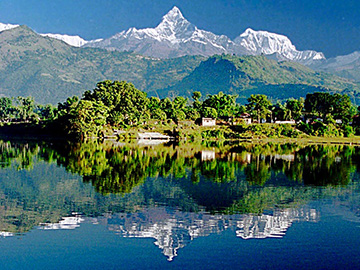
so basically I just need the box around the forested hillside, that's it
[0,26,203,103]
[0,26,359,104]
[160,55,360,103]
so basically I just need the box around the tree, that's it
[68,100,109,138]
[15,96,36,122]
[201,107,218,119]
[57,96,79,116]
[331,93,354,124]
[305,92,354,124]
[192,91,202,113]
[0,97,13,122]
[83,80,149,126]
[246,94,272,123]
[202,92,238,118]
[305,92,333,119]
[286,98,304,121]
[37,104,57,121]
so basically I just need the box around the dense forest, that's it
[0,80,359,139]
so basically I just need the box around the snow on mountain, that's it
[0,22,19,32]
[314,51,360,69]
[85,6,323,63]
[84,6,246,58]
[0,7,325,63]
[234,28,325,63]
[307,51,360,81]
[40,33,101,47]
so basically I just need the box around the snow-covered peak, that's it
[83,7,325,62]
[0,22,19,32]
[163,6,185,21]
[155,6,195,41]
[235,28,325,62]
[41,33,90,47]
[237,28,296,54]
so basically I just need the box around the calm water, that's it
[0,140,360,269]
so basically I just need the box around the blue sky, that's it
[0,0,359,57]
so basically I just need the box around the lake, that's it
[0,139,359,269]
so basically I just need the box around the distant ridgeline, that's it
[0,26,359,104]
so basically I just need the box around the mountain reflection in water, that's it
[0,139,359,264]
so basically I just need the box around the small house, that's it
[201,151,216,161]
[335,119,342,124]
[239,113,252,125]
[201,118,216,126]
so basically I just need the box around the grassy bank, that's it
[1,121,360,145]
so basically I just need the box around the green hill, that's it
[159,54,360,103]
[0,26,204,103]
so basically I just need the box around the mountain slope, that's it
[0,26,356,105]
[0,26,203,103]
[310,51,360,82]
[84,6,323,63]
[159,55,360,103]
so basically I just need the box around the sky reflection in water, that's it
[0,140,359,269]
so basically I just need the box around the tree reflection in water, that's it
[0,139,359,235]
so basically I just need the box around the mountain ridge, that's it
[0,25,358,104]
[0,6,322,64]
[158,54,360,103]
[84,6,324,63]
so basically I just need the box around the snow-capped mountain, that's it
[0,6,325,63]
[234,28,325,64]
[84,6,246,58]
[308,51,360,82]
[84,6,324,63]
[0,22,19,32]
[40,33,103,47]
[40,33,89,47]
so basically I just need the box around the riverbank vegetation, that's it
[0,80,359,140]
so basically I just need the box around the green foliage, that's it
[246,94,272,122]
[286,98,304,121]
[67,100,109,138]
[243,123,302,138]
[305,92,355,124]
[0,97,14,122]
[14,96,36,122]
[201,107,218,119]
[343,125,355,137]
[83,80,149,126]
[202,92,238,118]
[297,121,342,137]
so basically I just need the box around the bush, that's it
[343,125,355,137]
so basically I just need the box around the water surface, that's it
[0,140,359,269]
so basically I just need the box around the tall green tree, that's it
[83,80,149,126]
[286,98,304,121]
[202,92,238,118]
[246,94,272,123]
[68,100,109,138]
[0,97,13,122]
[15,96,36,122]
[305,92,354,123]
